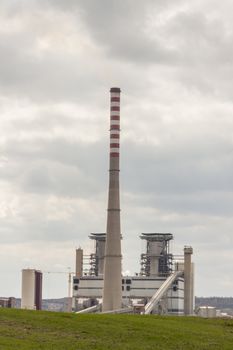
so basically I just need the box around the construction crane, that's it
[44,268,75,312]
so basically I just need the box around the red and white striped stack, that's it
[110,87,121,158]
[102,87,122,311]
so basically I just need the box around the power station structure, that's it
[73,235,194,314]
[21,269,43,310]
[72,87,194,315]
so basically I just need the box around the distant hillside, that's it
[14,297,233,313]
[195,297,233,309]
[14,298,68,312]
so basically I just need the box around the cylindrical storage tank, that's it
[207,307,217,318]
[148,241,163,276]
[21,269,36,310]
[96,240,105,275]
[198,306,216,318]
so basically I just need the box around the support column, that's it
[184,246,193,315]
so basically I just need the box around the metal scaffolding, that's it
[140,233,173,277]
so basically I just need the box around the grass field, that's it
[0,308,233,349]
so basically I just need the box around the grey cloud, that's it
[0,38,97,102]
[20,160,100,198]
[71,0,179,64]
[1,0,232,106]
[2,132,233,218]
[0,211,91,244]
[121,140,233,195]
[0,4,105,102]
[62,0,233,67]
[2,137,108,196]
[158,10,233,98]
[164,11,232,62]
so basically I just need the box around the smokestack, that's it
[102,87,122,311]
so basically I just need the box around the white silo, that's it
[21,269,35,310]
[21,269,42,310]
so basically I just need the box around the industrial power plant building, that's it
[73,234,194,315]
[72,88,195,315]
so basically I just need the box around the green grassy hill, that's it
[0,308,233,349]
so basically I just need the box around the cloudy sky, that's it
[0,0,232,298]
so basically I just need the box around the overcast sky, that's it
[0,0,232,298]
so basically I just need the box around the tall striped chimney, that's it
[102,87,122,311]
